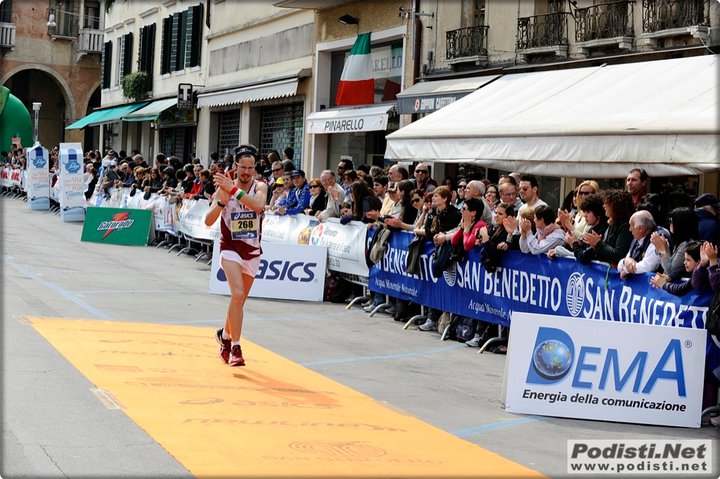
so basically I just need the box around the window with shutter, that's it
[185,4,203,68]
[122,32,133,79]
[117,37,124,83]
[102,41,113,89]
[139,24,156,82]
[0,0,13,23]
[161,16,172,74]
[171,11,187,71]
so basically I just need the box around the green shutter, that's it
[138,27,144,71]
[123,32,133,78]
[117,37,125,80]
[186,3,203,68]
[146,24,156,82]
[170,12,180,71]
[160,16,171,74]
[102,41,112,89]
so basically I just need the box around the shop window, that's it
[330,40,403,107]
[218,110,241,156]
[260,103,304,169]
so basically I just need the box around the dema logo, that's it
[526,327,688,397]
[565,272,585,317]
[527,327,575,384]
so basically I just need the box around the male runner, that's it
[205,144,268,366]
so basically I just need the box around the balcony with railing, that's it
[575,1,635,54]
[517,12,572,60]
[77,28,104,60]
[0,22,15,50]
[446,25,490,66]
[640,0,710,46]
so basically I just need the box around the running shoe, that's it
[228,345,245,367]
[216,328,231,363]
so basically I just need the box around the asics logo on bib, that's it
[256,260,317,282]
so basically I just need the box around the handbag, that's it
[368,225,392,265]
[405,235,424,275]
[431,241,453,277]
[706,289,720,337]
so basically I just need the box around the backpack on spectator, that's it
[437,311,452,334]
[368,225,392,265]
[454,316,476,343]
[405,235,424,275]
[325,274,353,303]
[706,289,720,337]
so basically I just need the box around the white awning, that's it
[122,98,177,121]
[396,75,499,114]
[196,77,300,108]
[306,104,394,134]
[385,55,720,178]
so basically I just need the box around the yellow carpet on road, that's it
[29,317,544,478]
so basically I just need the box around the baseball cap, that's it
[275,177,284,186]
[695,193,719,208]
[290,169,305,178]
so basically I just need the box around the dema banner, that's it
[369,231,712,330]
[504,312,706,427]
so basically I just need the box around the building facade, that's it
[279,0,413,176]
[402,0,720,205]
[0,0,103,151]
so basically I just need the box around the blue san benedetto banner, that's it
[369,231,712,330]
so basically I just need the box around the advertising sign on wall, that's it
[504,312,706,428]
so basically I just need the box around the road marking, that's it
[299,344,466,366]
[29,317,545,478]
[90,388,125,410]
[452,416,544,438]
[5,257,111,320]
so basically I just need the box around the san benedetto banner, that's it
[504,312,706,428]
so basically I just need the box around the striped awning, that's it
[196,78,299,109]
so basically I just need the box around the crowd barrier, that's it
[1,166,23,189]
[369,229,719,379]
[5,164,718,379]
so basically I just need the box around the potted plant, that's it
[121,71,150,101]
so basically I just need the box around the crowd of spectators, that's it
[3,141,720,422]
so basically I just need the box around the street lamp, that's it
[32,102,41,147]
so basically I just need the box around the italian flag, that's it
[335,32,375,106]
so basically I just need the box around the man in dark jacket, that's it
[695,193,719,246]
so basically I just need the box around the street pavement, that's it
[2,196,718,478]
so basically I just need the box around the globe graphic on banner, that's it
[532,339,573,380]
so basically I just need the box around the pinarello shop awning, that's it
[396,75,499,115]
[306,104,395,134]
[385,55,720,178]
